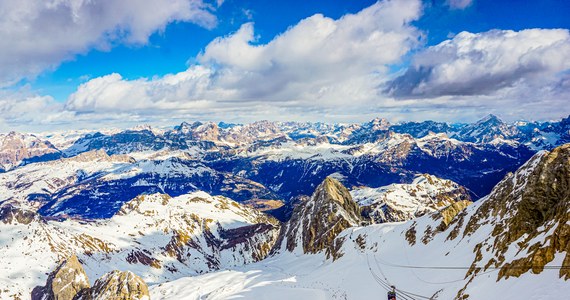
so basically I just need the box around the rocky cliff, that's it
[0,132,61,171]
[33,254,150,300]
[87,271,149,300]
[32,254,90,300]
[273,177,366,260]
[459,144,570,282]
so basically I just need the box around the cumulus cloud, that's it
[386,29,570,98]
[0,0,218,86]
[66,67,219,112]
[66,0,423,115]
[446,0,473,10]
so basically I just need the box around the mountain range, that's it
[0,114,569,299]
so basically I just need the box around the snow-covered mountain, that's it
[452,114,520,143]
[0,191,279,298]
[4,114,567,222]
[273,177,366,260]
[352,173,471,223]
[149,143,570,299]
[1,115,569,298]
[0,131,61,172]
[0,149,279,219]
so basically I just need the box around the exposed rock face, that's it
[174,121,221,142]
[64,149,135,164]
[442,143,570,298]
[0,204,37,224]
[33,254,90,300]
[34,255,150,300]
[438,200,472,228]
[88,270,149,300]
[0,131,61,171]
[274,177,366,260]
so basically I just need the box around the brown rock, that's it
[89,270,149,300]
[275,177,366,260]
[458,144,570,283]
[32,254,90,300]
[0,204,37,225]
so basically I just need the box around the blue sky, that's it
[1,0,570,130]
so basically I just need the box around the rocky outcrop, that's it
[0,204,37,224]
[33,255,150,300]
[32,254,90,300]
[0,131,61,171]
[64,149,134,164]
[438,200,472,228]
[87,270,149,300]
[174,121,221,142]
[445,144,570,298]
[274,177,366,260]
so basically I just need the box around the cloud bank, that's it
[66,0,423,114]
[386,29,570,98]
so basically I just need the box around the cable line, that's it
[366,253,434,300]
[373,257,570,270]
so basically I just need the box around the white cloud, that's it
[446,0,473,10]
[66,0,423,117]
[0,0,218,86]
[387,29,570,98]
[0,88,75,132]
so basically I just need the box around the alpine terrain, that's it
[0,116,569,299]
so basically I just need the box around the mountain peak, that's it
[319,177,350,205]
[366,117,390,130]
[90,270,149,300]
[477,114,503,125]
[32,254,90,300]
[453,113,519,143]
[276,177,365,259]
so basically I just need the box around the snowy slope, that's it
[150,213,567,300]
[0,192,279,299]
[150,145,570,299]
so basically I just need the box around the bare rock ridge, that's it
[438,200,472,228]
[33,254,150,300]
[274,177,366,260]
[87,271,149,300]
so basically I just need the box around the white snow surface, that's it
[351,174,468,222]
[0,192,278,299]
[150,198,569,300]
[148,149,569,300]
[0,149,215,212]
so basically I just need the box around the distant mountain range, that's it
[1,114,568,222]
